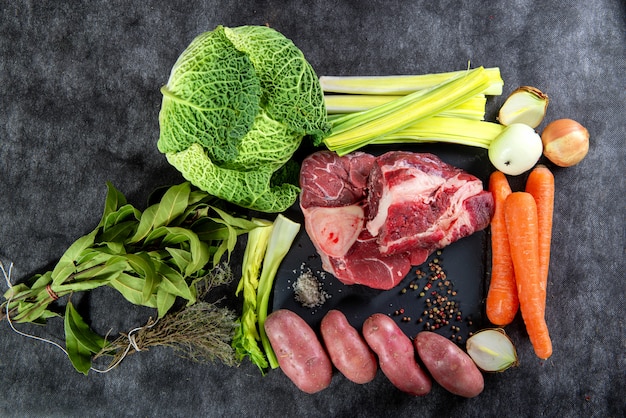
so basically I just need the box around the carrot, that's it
[525,165,555,313]
[504,192,552,360]
[486,171,519,326]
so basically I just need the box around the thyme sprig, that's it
[96,264,240,369]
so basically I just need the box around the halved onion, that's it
[466,328,519,372]
[498,86,549,128]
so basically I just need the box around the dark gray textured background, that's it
[1,1,624,417]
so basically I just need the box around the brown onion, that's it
[541,118,589,167]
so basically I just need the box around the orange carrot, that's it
[486,171,519,326]
[504,192,552,360]
[525,165,555,315]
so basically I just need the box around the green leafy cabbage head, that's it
[157,25,329,213]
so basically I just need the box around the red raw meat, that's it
[299,150,375,209]
[299,150,493,290]
[367,151,494,256]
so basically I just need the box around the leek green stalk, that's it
[325,94,488,119]
[376,117,504,149]
[322,67,495,155]
[320,67,503,96]
[231,218,274,371]
[256,214,300,369]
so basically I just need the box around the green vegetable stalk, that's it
[232,214,300,371]
[319,67,503,96]
[256,214,300,369]
[321,67,498,155]
[231,218,274,371]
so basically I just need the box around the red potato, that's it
[320,310,378,384]
[362,313,432,396]
[264,309,332,394]
[414,331,484,398]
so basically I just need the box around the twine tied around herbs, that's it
[0,260,158,374]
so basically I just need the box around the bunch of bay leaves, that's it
[2,182,262,374]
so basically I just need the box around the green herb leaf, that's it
[64,301,109,375]
[29,271,54,290]
[211,206,260,231]
[98,220,137,245]
[156,287,176,318]
[157,263,194,303]
[105,240,126,255]
[64,324,92,375]
[129,204,159,244]
[103,204,140,232]
[75,247,114,269]
[192,218,234,241]
[188,189,211,206]
[51,229,98,285]
[65,301,109,353]
[99,182,127,227]
[3,283,31,300]
[165,247,192,273]
[153,182,191,228]
[162,227,210,275]
[13,300,50,323]
[143,225,169,245]
[72,258,128,282]
[212,239,231,267]
[123,253,158,304]
[55,277,113,293]
[32,309,59,324]
[109,273,157,308]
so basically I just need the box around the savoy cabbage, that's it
[158,25,329,212]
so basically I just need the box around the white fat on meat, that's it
[366,169,446,237]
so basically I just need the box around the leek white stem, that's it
[320,67,503,96]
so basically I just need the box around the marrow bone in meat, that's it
[299,150,493,290]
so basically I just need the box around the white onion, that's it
[466,328,518,372]
[498,86,549,128]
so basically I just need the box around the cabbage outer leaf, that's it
[166,144,300,213]
[223,25,328,139]
[157,26,261,162]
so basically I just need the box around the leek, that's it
[321,67,495,155]
[232,214,300,371]
[374,117,504,149]
[320,66,503,96]
[325,94,488,120]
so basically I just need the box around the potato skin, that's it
[265,309,332,394]
[414,331,484,398]
[362,313,431,396]
[320,310,377,384]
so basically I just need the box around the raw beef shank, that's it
[299,150,493,290]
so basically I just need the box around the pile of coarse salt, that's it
[293,265,329,308]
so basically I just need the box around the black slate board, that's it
[272,143,492,343]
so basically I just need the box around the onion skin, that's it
[541,119,589,167]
